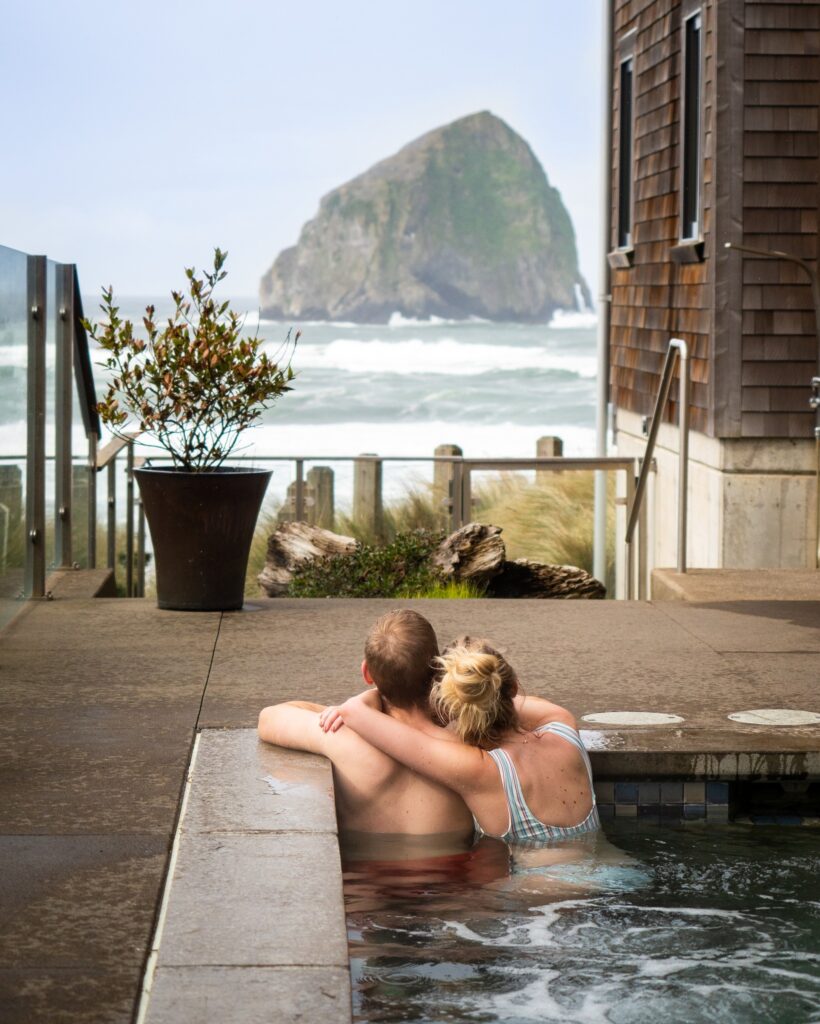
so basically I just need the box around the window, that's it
[681,12,703,240]
[617,57,634,249]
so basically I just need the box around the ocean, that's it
[0,298,599,511]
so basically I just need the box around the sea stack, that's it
[260,111,589,323]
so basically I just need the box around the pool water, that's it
[343,825,820,1023]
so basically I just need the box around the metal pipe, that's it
[107,460,116,573]
[462,467,473,525]
[625,466,637,599]
[24,255,47,599]
[126,442,135,597]
[677,343,690,573]
[594,0,614,585]
[625,338,690,574]
[450,461,463,530]
[88,432,98,568]
[0,504,9,576]
[294,459,305,521]
[137,497,146,597]
[55,264,74,569]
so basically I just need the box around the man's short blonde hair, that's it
[364,610,439,710]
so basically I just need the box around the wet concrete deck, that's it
[1,593,819,1022]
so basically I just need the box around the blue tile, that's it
[639,783,660,804]
[597,803,615,819]
[661,782,683,803]
[615,783,639,804]
[751,815,777,825]
[683,803,706,820]
[706,782,730,804]
[775,815,804,826]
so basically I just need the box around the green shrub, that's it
[289,530,444,598]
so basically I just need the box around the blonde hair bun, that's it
[431,639,518,747]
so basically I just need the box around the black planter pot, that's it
[135,466,272,611]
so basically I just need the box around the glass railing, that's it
[0,246,29,626]
[0,245,100,627]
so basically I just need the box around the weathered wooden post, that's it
[434,444,462,529]
[307,466,334,530]
[353,454,383,541]
[536,435,563,484]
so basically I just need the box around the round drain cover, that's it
[581,711,684,726]
[728,708,820,726]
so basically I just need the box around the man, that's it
[257,609,475,837]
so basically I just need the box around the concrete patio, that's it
[1,585,819,1022]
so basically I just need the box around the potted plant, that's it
[86,248,297,611]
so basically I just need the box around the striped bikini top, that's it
[473,721,600,843]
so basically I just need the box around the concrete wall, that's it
[615,408,817,575]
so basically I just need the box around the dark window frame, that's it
[680,8,704,242]
[616,50,635,251]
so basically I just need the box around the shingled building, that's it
[606,0,819,570]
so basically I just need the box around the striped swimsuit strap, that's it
[484,722,598,842]
[532,721,596,793]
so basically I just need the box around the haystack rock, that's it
[260,111,590,323]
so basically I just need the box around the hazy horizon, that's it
[2,1,603,306]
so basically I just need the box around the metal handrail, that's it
[625,337,690,573]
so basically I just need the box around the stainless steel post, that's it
[126,442,135,597]
[625,465,637,599]
[594,0,614,585]
[88,432,98,568]
[107,460,116,572]
[55,264,74,568]
[625,338,689,579]
[450,461,463,530]
[677,342,690,573]
[24,255,47,599]
[137,497,146,597]
[294,459,305,521]
[638,477,649,598]
[462,466,473,526]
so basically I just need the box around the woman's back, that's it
[470,719,598,842]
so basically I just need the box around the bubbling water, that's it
[344,826,820,1024]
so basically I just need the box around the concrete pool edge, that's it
[136,730,352,1024]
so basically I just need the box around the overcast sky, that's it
[2,0,603,305]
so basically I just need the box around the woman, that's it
[320,637,599,843]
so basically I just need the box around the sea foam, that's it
[274,336,597,378]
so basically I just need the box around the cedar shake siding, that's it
[609,0,820,441]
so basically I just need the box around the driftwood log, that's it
[258,521,356,597]
[488,559,606,600]
[430,523,505,586]
[257,520,605,599]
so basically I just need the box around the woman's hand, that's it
[318,688,382,733]
[318,705,345,733]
